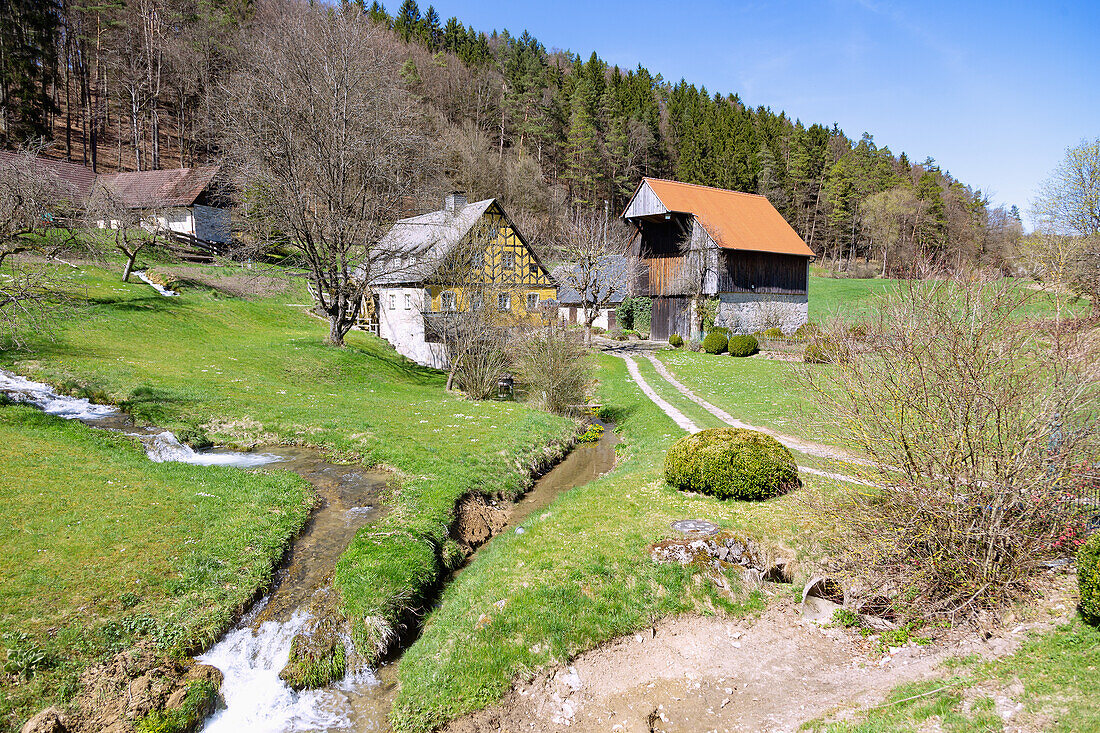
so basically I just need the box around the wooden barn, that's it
[622,177,814,340]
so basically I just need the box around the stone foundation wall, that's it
[715,293,808,335]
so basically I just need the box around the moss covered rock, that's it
[664,427,800,500]
[1078,532,1100,625]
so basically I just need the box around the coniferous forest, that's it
[0,0,1023,275]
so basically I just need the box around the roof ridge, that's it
[644,176,768,200]
[395,197,495,224]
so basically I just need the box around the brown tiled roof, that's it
[0,149,97,200]
[0,150,220,209]
[97,166,220,208]
[631,177,814,258]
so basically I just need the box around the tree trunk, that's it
[122,250,137,282]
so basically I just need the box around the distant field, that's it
[807,275,1087,324]
[0,406,312,731]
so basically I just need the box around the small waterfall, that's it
[0,369,281,467]
[142,430,282,468]
[134,271,180,297]
[198,610,378,732]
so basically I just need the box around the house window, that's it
[389,294,396,310]
[440,291,457,311]
[404,293,411,310]
[529,263,538,275]
[497,292,511,311]
[501,252,515,269]
[470,292,484,310]
[472,250,485,268]
[526,292,539,310]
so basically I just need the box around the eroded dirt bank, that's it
[444,577,1076,733]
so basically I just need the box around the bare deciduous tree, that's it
[85,186,165,282]
[221,2,432,346]
[555,208,639,345]
[1032,138,1100,237]
[419,221,516,395]
[511,320,593,415]
[799,278,1099,621]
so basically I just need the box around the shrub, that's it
[702,331,728,354]
[763,327,784,338]
[799,278,1100,621]
[727,335,759,357]
[511,323,593,415]
[803,343,830,363]
[794,322,819,339]
[687,339,703,352]
[592,326,606,335]
[663,427,800,500]
[709,326,730,336]
[1079,533,1100,624]
[669,334,684,348]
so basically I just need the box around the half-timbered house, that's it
[622,178,814,340]
[367,193,556,368]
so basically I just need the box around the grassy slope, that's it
[2,259,577,711]
[0,405,313,732]
[390,354,839,732]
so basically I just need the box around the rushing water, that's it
[1,368,619,731]
[0,369,281,467]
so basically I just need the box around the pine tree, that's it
[394,0,420,42]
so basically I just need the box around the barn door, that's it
[650,297,689,341]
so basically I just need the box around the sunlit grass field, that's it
[0,406,313,731]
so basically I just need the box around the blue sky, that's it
[427,0,1098,228]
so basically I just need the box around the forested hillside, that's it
[1,0,1021,274]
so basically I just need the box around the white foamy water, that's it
[0,369,281,467]
[0,370,118,421]
[199,611,378,732]
[142,430,282,467]
[134,271,180,297]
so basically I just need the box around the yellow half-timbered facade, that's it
[366,194,556,368]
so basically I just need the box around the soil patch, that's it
[166,266,293,298]
[444,579,1074,733]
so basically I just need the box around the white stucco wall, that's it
[149,208,195,236]
[377,287,448,369]
[558,305,616,331]
[715,292,808,335]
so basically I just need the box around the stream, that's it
[1,368,619,731]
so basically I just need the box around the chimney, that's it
[444,192,467,215]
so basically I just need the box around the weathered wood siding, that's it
[623,180,668,219]
[650,297,691,340]
[717,251,808,294]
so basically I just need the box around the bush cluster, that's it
[615,297,652,335]
[727,334,759,357]
[762,327,784,338]
[803,343,830,363]
[668,334,684,348]
[702,330,728,354]
[663,427,800,500]
[1079,533,1100,624]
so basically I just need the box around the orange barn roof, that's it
[630,177,814,257]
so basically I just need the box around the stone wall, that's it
[715,292,808,335]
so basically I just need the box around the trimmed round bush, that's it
[727,334,759,357]
[762,327,784,338]
[664,427,800,500]
[1079,532,1100,624]
[702,331,728,354]
[669,334,684,348]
